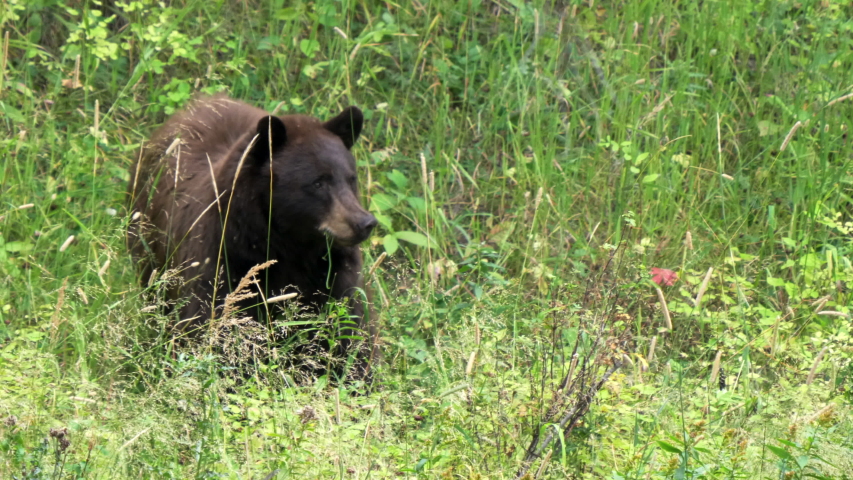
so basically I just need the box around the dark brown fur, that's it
[127,94,378,372]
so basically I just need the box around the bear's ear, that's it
[323,106,363,149]
[252,116,287,163]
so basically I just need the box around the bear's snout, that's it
[319,199,377,246]
[353,213,378,242]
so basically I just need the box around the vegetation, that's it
[2,0,852,478]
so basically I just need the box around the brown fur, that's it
[127,94,378,372]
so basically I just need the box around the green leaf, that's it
[406,196,426,213]
[275,7,300,20]
[374,212,393,230]
[370,193,398,212]
[642,173,660,184]
[386,169,408,190]
[656,441,682,454]
[383,235,399,255]
[757,120,781,137]
[0,102,25,124]
[767,277,785,287]
[766,445,792,461]
[299,39,320,58]
[4,241,34,253]
[395,231,428,247]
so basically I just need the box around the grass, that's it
[2,0,853,478]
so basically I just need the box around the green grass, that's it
[2,0,853,478]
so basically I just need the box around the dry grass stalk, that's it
[639,93,673,127]
[647,336,657,363]
[185,192,226,238]
[209,134,258,319]
[118,427,151,452]
[59,235,75,252]
[826,250,833,276]
[98,259,110,278]
[76,287,88,305]
[533,449,552,479]
[694,267,713,307]
[332,26,347,39]
[817,310,850,319]
[94,99,100,137]
[147,268,158,288]
[375,281,390,309]
[654,286,673,330]
[51,278,68,337]
[806,346,828,385]
[716,113,722,159]
[220,260,277,320]
[1,31,8,93]
[564,353,578,390]
[811,295,831,312]
[710,350,723,385]
[465,351,477,376]
[826,92,853,108]
[770,315,780,357]
[349,42,361,61]
[368,251,387,278]
[266,292,297,304]
[779,120,802,152]
[684,230,693,250]
[806,404,834,424]
[73,55,80,88]
[17,203,34,210]
[420,153,428,187]
[163,137,181,157]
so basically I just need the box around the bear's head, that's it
[246,107,378,248]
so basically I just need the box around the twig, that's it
[515,360,624,479]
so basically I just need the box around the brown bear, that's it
[127,94,378,373]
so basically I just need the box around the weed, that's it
[1,0,852,478]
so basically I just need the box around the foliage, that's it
[1,0,852,478]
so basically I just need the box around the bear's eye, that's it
[312,176,329,189]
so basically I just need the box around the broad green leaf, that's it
[386,169,408,190]
[642,173,660,184]
[383,235,399,255]
[374,212,393,230]
[275,7,300,20]
[395,231,428,247]
[766,445,792,460]
[0,102,25,123]
[299,39,320,57]
[656,441,682,454]
[4,242,34,253]
[370,193,398,212]
[406,196,426,213]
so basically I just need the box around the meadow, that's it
[1,0,853,478]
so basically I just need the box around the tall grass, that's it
[1,0,852,478]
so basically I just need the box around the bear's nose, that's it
[357,214,378,237]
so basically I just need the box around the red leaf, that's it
[651,268,678,286]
